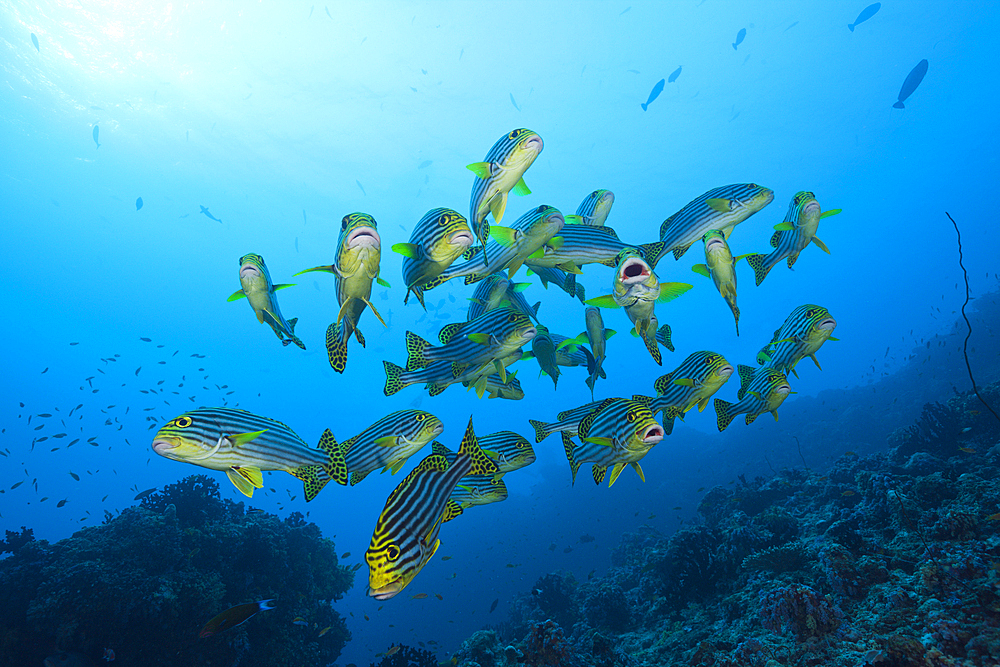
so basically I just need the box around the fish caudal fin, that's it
[325,321,349,374]
[655,324,674,352]
[457,416,499,475]
[714,398,737,432]
[383,361,408,396]
[528,419,553,443]
[293,429,348,501]
[746,253,772,287]
[405,331,432,370]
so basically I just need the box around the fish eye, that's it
[509,130,520,140]
[341,218,348,230]
[626,411,637,423]
[387,545,400,561]
[175,416,192,428]
[750,183,758,189]
[807,308,820,318]
[415,414,425,422]
[516,441,524,448]
[508,313,519,322]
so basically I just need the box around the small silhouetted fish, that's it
[309,5,314,18]
[784,21,799,32]
[356,180,366,196]
[417,160,432,169]
[134,488,156,500]
[733,28,746,50]
[31,33,39,52]
[140,337,151,341]
[325,5,332,18]
[302,209,307,224]
[849,3,881,32]
[668,66,682,83]
[620,6,631,14]
[489,598,499,613]
[510,93,520,111]
[57,499,68,507]
[641,78,665,111]
[199,205,222,223]
[136,197,143,211]
[41,367,49,374]
[893,59,928,109]
[92,125,101,149]
[294,237,299,252]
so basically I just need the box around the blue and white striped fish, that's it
[468,129,544,264]
[714,369,793,431]
[340,410,444,485]
[570,189,615,226]
[659,183,774,260]
[556,306,615,397]
[296,213,390,373]
[525,224,666,273]
[566,398,665,486]
[151,408,348,501]
[477,431,536,473]
[228,253,305,350]
[392,208,474,307]
[448,474,508,512]
[365,416,498,599]
[746,192,840,286]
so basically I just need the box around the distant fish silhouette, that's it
[200,205,222,223]
[30,33,39,52]
[136,197,143,211]
[356,179,366,196]
[849,3,881,32]
[733,28,746,50]
[668,66,682,83]
[92,125,100,149]
[784,21,799,32]
[325,5,332,18]
[417,160,432,169]
[620,6,631,15]
[641,79,665,111]
[893,59,928,109]
[302,209,307,224]
[308,5,314,18]
[510,93,520,111]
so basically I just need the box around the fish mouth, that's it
[428,422,445,437]
[705,236,727,253]
[775,384,792,396]
[801,200,821,216]
[449,230,474,247]
[523,135,543,154]
[818,317,837,331]
[151,437,178,456]
[641,424,664,445]
[518,326,537,342]
[619,257,651,284]
[239,264,261,280]
[368,581,404,600]
[717,364,735,379]
[347,226,381,249]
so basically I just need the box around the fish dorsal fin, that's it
[577,398,616,438]
[438,322,466,344]
[769,230,782,248]
[431,440,452,457]
[457,416,499,475]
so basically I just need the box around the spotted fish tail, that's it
[325,320,349,374]
[295,429,349,501]
[746,253,772,287]
[714,398,737,432]
[383,361,406,396]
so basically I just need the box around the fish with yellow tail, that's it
[559,306,616,398]
[691,230,749,335]
[746,192,840,286]
[585,250,692,365]
[468,129,544,264]
[570,189,615,226]
[659,183,774,260]
[227,253,305,349]
[151,408,348,500]
[565,397,665,486]
[754,304,838,379]
[296,213,390,373]
[392,208,474,307]
[714,369,793,431]
[365,416,498,599]
[340,410,444,485]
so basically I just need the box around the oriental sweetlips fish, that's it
[199,599,275,638]
[151,408,349,500]
[227,253,305,350]
[555,306,615,397]
[382,352,523,399]
[392,208,474,307]
[340,410,444,485]
[754,304,838,378]
[691,230,749,335]
[365,416,498,600]
[745,191,840,286]
[296,212,390,373]
[586,250,692,365]
[659,183,774,260]
[527,265,586,304]
[525,222,666,274]
[571,189,615,226]
[464,273,540,323]
[477,430,536,473]
[467,129,544,264]
[564,397,665,486]
[714,368,793,431]
[637,350,734,428]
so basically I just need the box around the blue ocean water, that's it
[3,1,999,664]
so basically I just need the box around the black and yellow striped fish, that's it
[526,266,586,304]
[340,410,444,485]
[227,253,305,350]
[151,408,348,501]
[658,183,774,260]
[463,273,539,323]
[648,351,734,417]
[571,189,615,227]
[715,369,793,431]
[365,416,498,600]
[477,431,536,473]
[383,352,522,398]
[468,129,544,264]
[393,208,474,307]
[752,304,838,381]
[565,398,665,486]
[746,192,840,286]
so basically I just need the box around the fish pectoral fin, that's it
[581,436,615,447]
[373,436,399,448]
[558,262,584,275]
[466,333,492,345]
[226,468,256,497]
[227,289,247,302]
[819,208,842,219]
[563,215,584,225]
[512,177,531,196]
[391,242,419,259]
[604,328,617,339]
[657,282,693,303]
[584,294,619,309]
[293,265,336,277]
[672,378,696,387]
[229,429,268,447]
[706,198,733,213]
[546,236,564,249]
[811,236,831,254]
[773,221,795,231]
[466,161,493,179]
[376,276,391,288]
[272,283,295,291]
[691,263,710,278]
[489,226,517,247]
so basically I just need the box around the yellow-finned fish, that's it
[754,304,838,379]
[340,410,444,485]
[530,324,561,388]
[467,129,544,264]
[570,189,615,227]
[227,253,305,350]
[392,208,474,307]
[714,369,793,431]
[296,213,390,373]
[585,250,692,365]
[564,398,665,486]
[151,408,349,500]
[691,230,749,335]
[659,183,774,260]
[559,306,616,398]
[746,192,840,286]
[365,416,498,600]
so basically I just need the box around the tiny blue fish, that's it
[31,33,39,52]
[199,206,222,223]
[849,3,881,32]
[418,160,433,169]
[668,66,682,83]
[893,59,928,109]
[92,125,100,149]
[510,93,520,111]
[641,79,665,111]
[356,179,367,196]
[733,28,746,50]
[136,197,143,211]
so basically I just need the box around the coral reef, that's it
[0,474,352,667]
[370,643,438,667]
